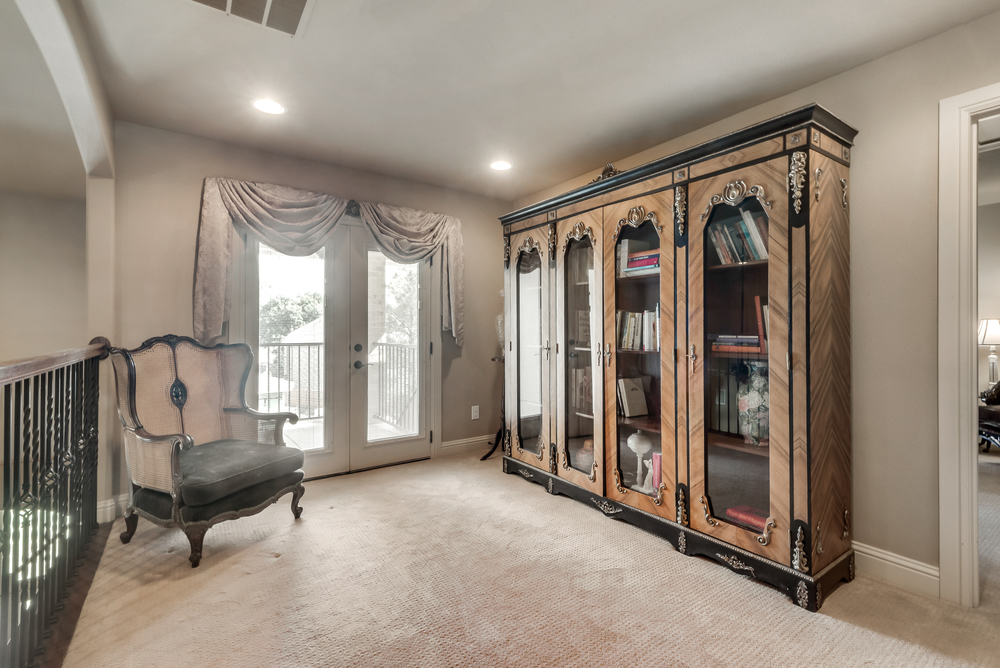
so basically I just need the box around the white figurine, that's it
[638,459,655,494]
[626,432,653,490]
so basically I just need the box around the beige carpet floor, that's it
[62,452,1000,667]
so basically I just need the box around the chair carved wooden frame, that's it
[109,334,305,567]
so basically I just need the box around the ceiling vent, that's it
[193,0,310,36]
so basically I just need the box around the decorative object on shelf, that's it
[626,432,654,491]
[699,180,772,223]
[700,495,719,526]
[789,151,807,215]
[675,186,687,238]
[756,518,776,546]
[737,362,770,446]
[718,554,756,578]
[612,205,663,242]
[592,498,622,515]
[562,220,595,253]
[979,319,1000,392]
[639,460,655,494]
[591,163,623,183]
[792,527,809,572]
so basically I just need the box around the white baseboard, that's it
[96,493,129,524]
[433,433,493,458]
[853,540,940,598]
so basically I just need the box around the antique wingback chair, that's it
[109,334,305,567]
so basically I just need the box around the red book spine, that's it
[754,295,767,355]
[711,345,762,353]
[626,257,659,268]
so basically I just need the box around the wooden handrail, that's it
[0,336,110,385]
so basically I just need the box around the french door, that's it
[248,222,433,478]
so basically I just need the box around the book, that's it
[753,215,769,254]
[735,220,759,261]
[626,257,659,269]
[618,239,651,277]
[651,452,661,489]
[740,207,769,260]
[576,310,591,344]
[754,296,767,354]
[724,505,768,532]
[617,377,648,417]
[722,225,747,263]
[627,250,659,260]
[620,266,659,277]
[711,345,762,353]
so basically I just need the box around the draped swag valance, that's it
[193,177,465,346]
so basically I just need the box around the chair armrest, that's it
[126,428,194,505]
[223,407,298,446]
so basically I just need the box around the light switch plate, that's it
[472,405,480,420]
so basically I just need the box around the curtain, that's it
[193,177,464,346]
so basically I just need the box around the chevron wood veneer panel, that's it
[808,152,852,573]
[792,214,809,525]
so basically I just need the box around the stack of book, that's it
[616,239,659,277]
[708,207,769,265]
[616,306,660,351]
[709,296,768,354]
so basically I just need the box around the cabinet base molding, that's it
[503,456,854,612]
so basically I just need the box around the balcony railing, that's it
[374,342,418,434]
[1,338,107,668]
[258,343,324,420]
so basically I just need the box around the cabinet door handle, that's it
[686,344,697,371]
[541,340,551,361]
[604,343,612,366]
[595,345,603,368]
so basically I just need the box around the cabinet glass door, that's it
[556,213,603,493]
[508,229,552,471]
[687,159,790,563]
[603,192,675,517]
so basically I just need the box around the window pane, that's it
[367,251,421,441]
[258,244,324,451]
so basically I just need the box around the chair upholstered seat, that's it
[180,439,305,506]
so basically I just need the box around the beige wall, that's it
[514,11,1000,567]
[0,191,86,360]
[113,121,508,447]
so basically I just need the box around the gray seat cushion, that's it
[180,439,304,506]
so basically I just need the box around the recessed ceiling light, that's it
[253,99,286,114]
[491,161,511,171]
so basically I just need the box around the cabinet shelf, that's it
[617,348,659,355]
[709,350,768,361]
[707,259,768,271]
[618,415,661,434]
[616,273,659,283]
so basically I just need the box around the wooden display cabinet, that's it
[501,105,856,611]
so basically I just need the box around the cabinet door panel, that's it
[686,158,791,564]
[602,191,678,520]
[507,227,553,472]
[555,211,604,493]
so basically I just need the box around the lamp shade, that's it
[979,319,1000,345]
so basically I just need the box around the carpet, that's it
[62,452,1000,667]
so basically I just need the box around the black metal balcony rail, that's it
[258,343,324,420]
[374,343,418,434]
[1,337,107,668]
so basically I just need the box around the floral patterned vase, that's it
[737,362,769,446]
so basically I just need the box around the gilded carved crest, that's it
[675,186,687,237]
[591,163,623,183]
[699,180,773,223]
[789,151,807,215]
[561,220,594,253]
[612,205,663,243]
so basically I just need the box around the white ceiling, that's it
[0,0,85,201]
[15,0,1000,203]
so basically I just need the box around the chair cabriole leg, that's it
[120,512,139,544]
[184,525,208,567]
[291,483,305,519]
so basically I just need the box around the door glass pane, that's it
[517,249,543,455]
[564,236,596,474]
[367,250,421,442]
[702,198,770,532]
[614,224,661,494]
[258,244,325,451]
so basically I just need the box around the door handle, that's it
[541,340,551,361]
[353,360,370,369]
[604,343,612,366]
[686,344,697,372]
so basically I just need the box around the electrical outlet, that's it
[471,405,480,420]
